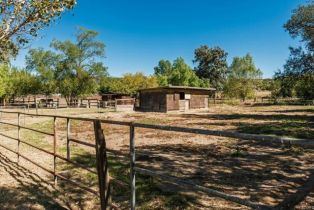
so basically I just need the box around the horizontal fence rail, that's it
[1,110,312,147]
[0,110,122,209]
[0,109,312,209]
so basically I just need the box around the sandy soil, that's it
[0,105,313,209]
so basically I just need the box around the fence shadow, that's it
[0,152,100,210]
[181,113,314,122]
[134,141,314,209]
[180,113,314,139]
[0,152,67,210]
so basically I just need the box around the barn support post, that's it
[130,123,136,210]
[53,116,57,186]
[94,120,111,210]
[66,118,71,160]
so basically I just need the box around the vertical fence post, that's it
[53,116,57,186]
[130,123,136,210]
[36,102,38,115]
[94,120,111,210]
[23,106,26,126]
[17,112,20,164]
[66,118,71,160]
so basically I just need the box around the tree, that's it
[275,47,314,99]
[0,64,10,97]
[102,72,158,95]
[7,68,40,98]
[275,2,314,99]
[193,45,228,90]
[50,27,108,104]
[169,58,208,87]
[224,54,262,101]
[26,48,61,96]
[284,1,314,51]
[154,59,172,75]
[154,57,210,87]
[0,0,76,62]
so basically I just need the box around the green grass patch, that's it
[237,119,313,139]
[136,117,171,125]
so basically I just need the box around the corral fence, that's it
[2,98,136,113]
[0,110,313,209]
[210,97,314,106]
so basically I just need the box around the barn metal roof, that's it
[139,85,216,92]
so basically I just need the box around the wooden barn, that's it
[138,86,216,112]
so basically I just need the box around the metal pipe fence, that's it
[0,110,313,209]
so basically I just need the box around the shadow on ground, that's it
[0,152,99,210]
[0,152,67,209]
[133,141,314,209]
[180,113,314,139]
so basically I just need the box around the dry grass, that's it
[0,104,313,209]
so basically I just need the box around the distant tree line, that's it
[0,26,264,104]
[0,0,312,104]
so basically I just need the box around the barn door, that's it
[185,100,190,111]
[204,97,209,109]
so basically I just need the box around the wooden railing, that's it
[0,110,313,209]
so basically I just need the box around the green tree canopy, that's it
[0,0,76,62]
[154,57,210,87]
[26,48,61,96]
[0,64,10,97]
[7,68,40,98]
[101,72,158,95]
[54,28,107,101]
[224,54,262,101]
[275,1,314,99]
[193,45,228,90]
[154,60,172,75]
[284,1,314,50]
[25,27,108,104]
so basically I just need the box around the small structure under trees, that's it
[138,86,216,112]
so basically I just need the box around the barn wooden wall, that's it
[139,89,215,112]
[139,92,167,112]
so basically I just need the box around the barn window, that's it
[180,92,185,100]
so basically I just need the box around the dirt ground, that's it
[0,104,313,209]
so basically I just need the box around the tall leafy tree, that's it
[275,1,314,99]
[0,64,10,97]
[154,57,209,87]
[7,68,40,98]
[102,72,158,95]
[50,27,108,103]
[0,0,76,62]
[169,57,207,87]
[154,59,172,86]
[224,54,262,101]
[284,1,314,51]
[26,48,61,96]
[154,59,172,75]
[193,45,228,90]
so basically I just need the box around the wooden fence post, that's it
[53,117,57,186]
[17,112,20,164]
[66,118,71,160]
[36,102,38,115]
[130,124,136,210]
[94,120,111,210]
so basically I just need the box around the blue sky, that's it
[12,0,307,78]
